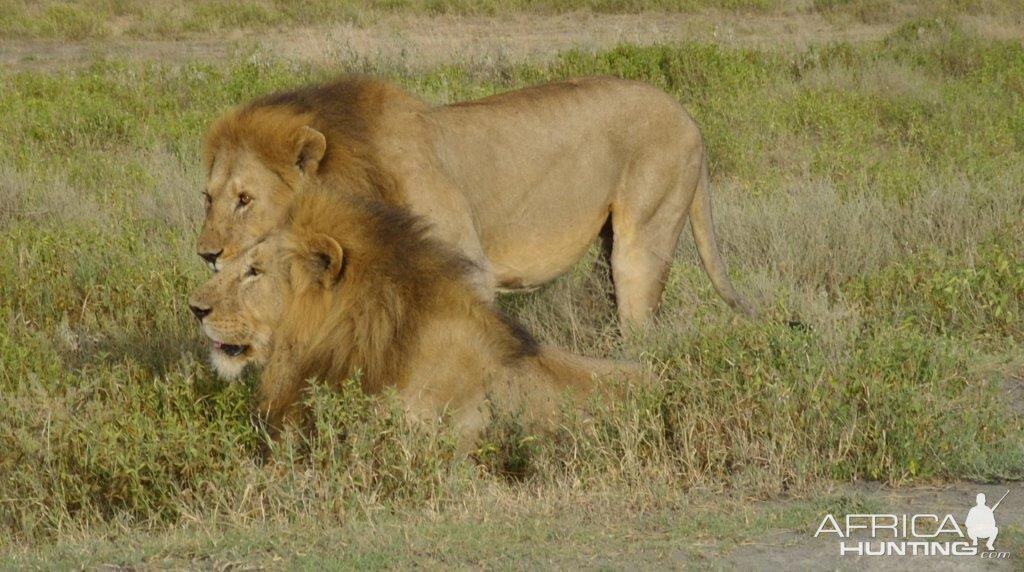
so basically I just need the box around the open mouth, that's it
[212,340,249,357]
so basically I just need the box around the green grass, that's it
[1,16,1023,564]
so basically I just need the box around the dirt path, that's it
[718,482,1024,570]
[3,11,1018,72]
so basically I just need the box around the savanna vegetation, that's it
[0,6,1022,567]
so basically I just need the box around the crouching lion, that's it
[188,186,641,445]
[197,76,752,327]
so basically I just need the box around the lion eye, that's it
[245,266,261,278]
[237,194,253,208]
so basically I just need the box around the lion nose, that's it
[199,249,222,266]
[190,304,211,321]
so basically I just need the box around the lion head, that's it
[188,224,345,380]
[197,77,403,269]
[197,107,328,268]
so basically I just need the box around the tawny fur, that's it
[197,75,752,326]
[189,187,641,447]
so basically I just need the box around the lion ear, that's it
[295,126,327,176]
[306,233,344,286]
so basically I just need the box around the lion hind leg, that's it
[608,209,689,328]
[606,139,696,327]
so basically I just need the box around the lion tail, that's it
[498,347,656,433]
[689,155,756,318]
[535,347,652,396]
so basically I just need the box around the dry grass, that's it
[1,0,1023,41]
[0,14,1022,566]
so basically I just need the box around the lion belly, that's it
[486,209,611,290]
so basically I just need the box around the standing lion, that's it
[188,186,641,445]
[196,76,752,327]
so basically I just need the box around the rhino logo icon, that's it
[965,491,1007,551]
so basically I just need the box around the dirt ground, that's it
[2,11,1022,72]
[717,483,1024,570]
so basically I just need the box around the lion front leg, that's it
[253,358,307,443]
